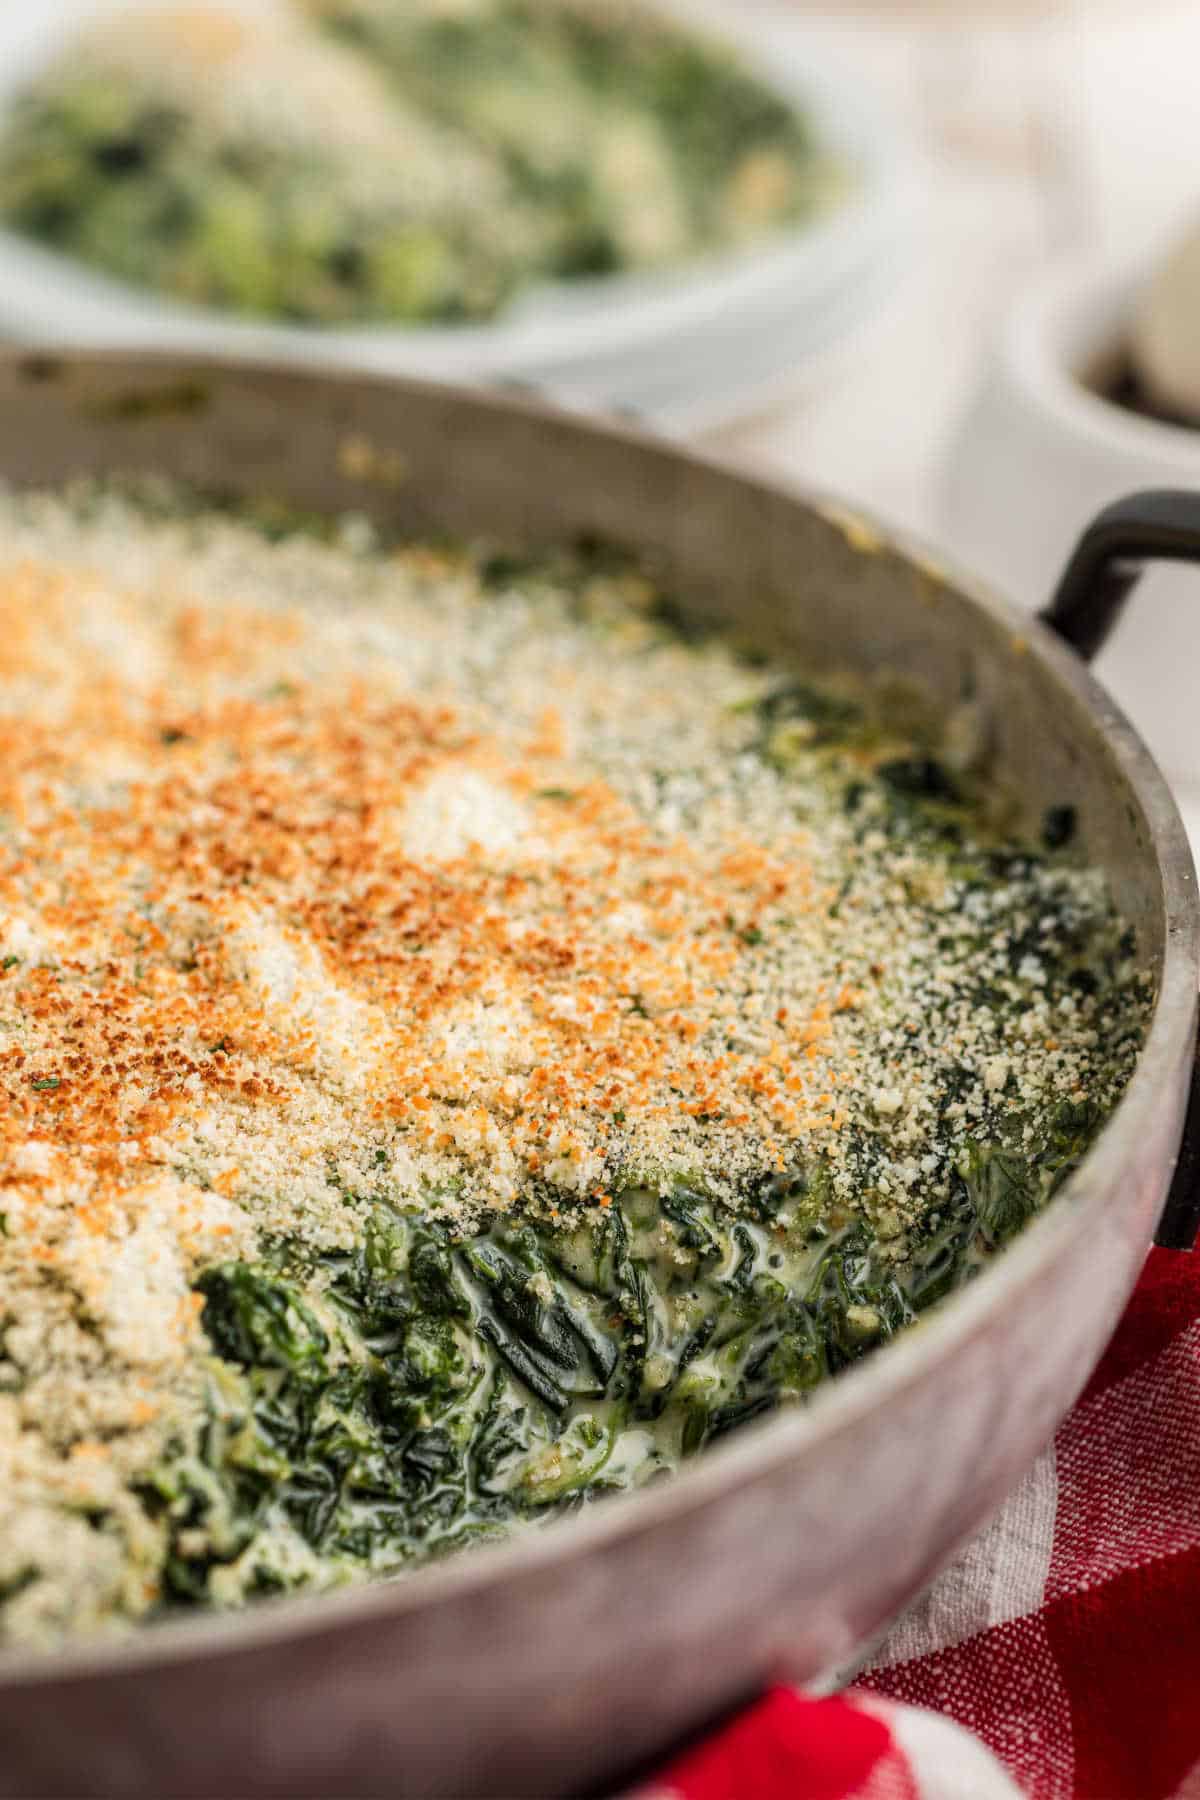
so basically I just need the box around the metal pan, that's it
[0,351,1196,1800]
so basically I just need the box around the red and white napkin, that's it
[637,1245,1200,1800]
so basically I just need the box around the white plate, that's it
[0,0,919,428]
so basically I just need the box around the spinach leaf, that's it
[197,1264,329,1379]
[956,1142,1038,1248]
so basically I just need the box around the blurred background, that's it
[705,0,1198,531]
[0,0,1198,826]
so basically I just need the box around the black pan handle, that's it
[1039,489,1200,1251]
[1040,489,1200,659]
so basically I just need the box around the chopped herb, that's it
[877,757,960,804]
[1042,805,1078,851]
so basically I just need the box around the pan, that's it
[0,350,1196,1799]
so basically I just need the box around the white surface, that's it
[0,0,918,432]
[705,0,1200,851]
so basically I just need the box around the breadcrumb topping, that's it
[0,487,1147,1644]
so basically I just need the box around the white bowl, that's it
[942,254,1200,811]
[0,0,918,431]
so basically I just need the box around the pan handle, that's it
[1039,488,1200,660]
[1157,1040,1200,1252]
[1040,489,1200,1251]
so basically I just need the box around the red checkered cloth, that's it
[637,1244,1200,1800]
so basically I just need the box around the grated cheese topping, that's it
[0,485,1147,1644]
